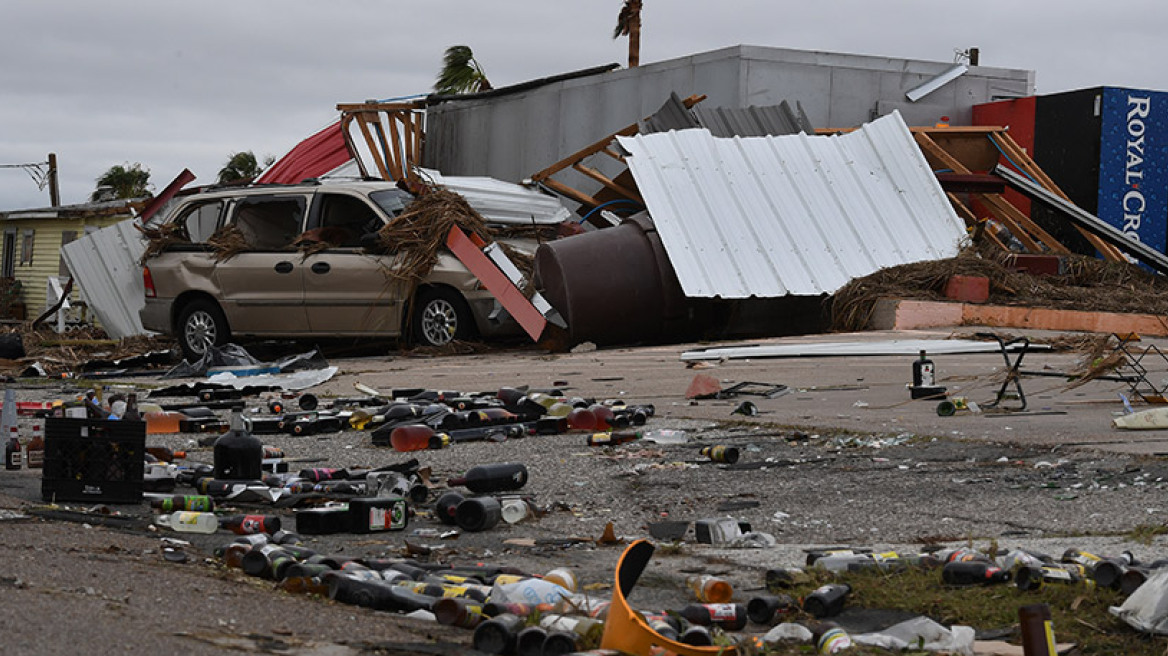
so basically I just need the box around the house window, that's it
[19,230,34,266]
[60,230,78,276]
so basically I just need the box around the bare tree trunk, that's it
[628,1,641,67]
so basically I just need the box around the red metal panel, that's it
[256,121,352,185]
[444,227,546,342]
[973,97,1037,214]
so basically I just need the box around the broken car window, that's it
[231,196,306,250]
[178,201,224,243]
[312,193,382,247]
[369,189,413,218]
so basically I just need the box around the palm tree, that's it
[613,0,643,68]
[218,151,264,184]
[434,45,492,95]
[91,163,152,201]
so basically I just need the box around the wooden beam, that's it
[530,125,640,183]
[946,191,980,229]
[337,102,425,112]
[529,93,706,183]
[601,148,627,164]
[572,163,643,203]
[353,113,392,181]
[979,199,1044,254]
[991,131,1126,262]
[386,113,405,180]
[980,193,1072,254]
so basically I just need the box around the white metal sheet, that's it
[618,111,967,298]
[60,220,149,339]
[680,339,1046,362]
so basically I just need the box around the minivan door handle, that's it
[274,261,294,274]
[311,262,330,274]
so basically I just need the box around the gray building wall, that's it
[424,44,1035,187]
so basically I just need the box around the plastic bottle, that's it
[802,583,851,618]
[813,622,853,654]
[677,603,748,630]
[640,429,687,444]
[151,495,215,513]
[942,561,1011,585]
[543,567,579,593]
[389,424,450,452]
[686,574,733,603]
[447,463,528,493]
[220,514,282,535]
[213,411,263,481]
[155,511,219,534]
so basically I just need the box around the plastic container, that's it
[144,411,186,434]
[213,412,263,480]
[543,568,579,593]
[686,574,732,603]
[156,511,219,534]
[41,417,144,503]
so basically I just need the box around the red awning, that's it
[256,121,352,185]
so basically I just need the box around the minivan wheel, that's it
[176,299,230,362]
[411,288,473,347]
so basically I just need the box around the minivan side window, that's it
[178,201,224,243]
[232,196,306,250]
[312,194,382,247]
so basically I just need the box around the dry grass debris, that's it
[830,245,1168,332]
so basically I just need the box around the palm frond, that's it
[434,45,491,95]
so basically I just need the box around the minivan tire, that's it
[411,287,473,348]
[177,299,230,362]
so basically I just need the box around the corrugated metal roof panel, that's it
[321,162,571,225]
[693,100,813,137]
[640,93,701,134]
[256,121,350,185]
[617,110,966,298]
[61,220,148,339]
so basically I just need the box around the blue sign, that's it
[1098,87,1168,255]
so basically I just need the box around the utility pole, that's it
[47,153,59,207]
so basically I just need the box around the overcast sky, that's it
[1,1,1164,210]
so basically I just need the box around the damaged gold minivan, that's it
[140,181,530,360]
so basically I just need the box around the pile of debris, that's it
[829,244,1168,332]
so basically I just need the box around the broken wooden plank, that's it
[572,162,643,203]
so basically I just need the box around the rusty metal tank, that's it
[534,217,687,345]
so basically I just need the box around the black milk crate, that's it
[41,418,145,503]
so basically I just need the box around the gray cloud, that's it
[1,0,1164,209]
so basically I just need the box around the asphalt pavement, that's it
[2,326,1167,654]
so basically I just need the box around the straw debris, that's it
[372,187,496,286]
[830,244,1168,333]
